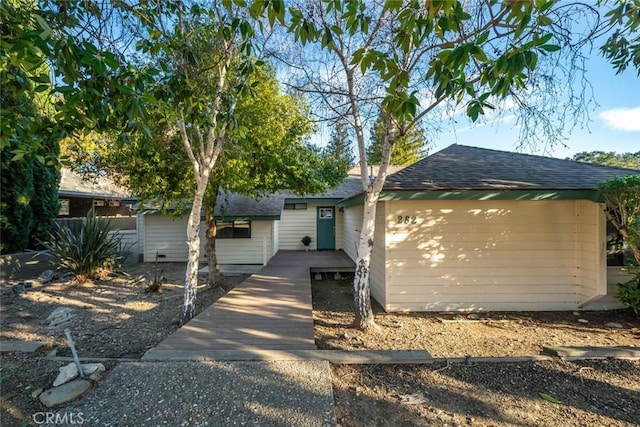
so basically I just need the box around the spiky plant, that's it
[43,211,121,283]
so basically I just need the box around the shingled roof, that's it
[383,144,639,192]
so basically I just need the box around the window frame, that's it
[216,220,252,239]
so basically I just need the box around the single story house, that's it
[138,144,639,312]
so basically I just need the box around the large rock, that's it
[53,362,106,387]
[39,379,91,408]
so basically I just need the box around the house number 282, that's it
[397,215,417,224]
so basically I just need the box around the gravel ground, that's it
[332,359,640,427]
[59,361,335,427]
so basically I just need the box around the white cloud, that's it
[599,107,640,131]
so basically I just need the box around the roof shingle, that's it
[383,144,639,191]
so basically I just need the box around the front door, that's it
[316,207,336,250]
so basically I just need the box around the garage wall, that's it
[383,199,600,312]
[143,214,275,265]
[575,201,606,303]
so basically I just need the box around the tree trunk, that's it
[352,190,379,330]
[204,185,220,287]
[181,179,208,325]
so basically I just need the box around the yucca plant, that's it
[43,211,121,283]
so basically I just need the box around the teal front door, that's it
[316,207,336,250]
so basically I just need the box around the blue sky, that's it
[309,48,638,161]
[432,53,639,159]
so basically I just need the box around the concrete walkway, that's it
[144,250,355,360]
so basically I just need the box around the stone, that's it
[577,318,589,324]
[39,379,91,408]
[0,340,48,353]
[572,311,581,316]
[47,307,76,327]
[53,362,106,387]
[89,370,104,382]
[466,313,479,320]
[12,284,26,294]
[31,388,44,398]
[37,270,54,284]
[605,322,623,329]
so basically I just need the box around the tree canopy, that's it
[571,151,640,170]
[367,111,427,166]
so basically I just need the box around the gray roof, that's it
[59,168,132,199]
[215,191,284,219]
[213,175,367,218]
[384,144,640,191]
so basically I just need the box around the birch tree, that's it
[280,0,602,329]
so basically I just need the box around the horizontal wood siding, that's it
[574,201,601,301]
[279,202,343,251]
[370,201,386,307]
[278,205,318,250]
[343,205,363,262]
[384,200,586,312]
[143,215,274,264]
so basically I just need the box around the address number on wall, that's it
[397,215,417,225]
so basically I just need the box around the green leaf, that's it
[118,85,135,95]
[539,44,561,52]
[539,393,563,404]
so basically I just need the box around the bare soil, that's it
[312,276,640,426]
[0,263,247,426]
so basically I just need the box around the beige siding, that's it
[574,201,606,303]
[143,214,275,264]
[370,201,387,307]
[383,199,603,312]
[343,205,363,261]
[278,202,343,250]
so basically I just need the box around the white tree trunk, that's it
[181,176,210,324]
[353,190,379,330]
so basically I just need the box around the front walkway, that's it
[143,250,355,360]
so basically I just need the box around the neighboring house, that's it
[139,144,640,312]
[57,168,138,261]
[58,168,135,218]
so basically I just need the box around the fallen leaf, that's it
[539,392,563,405]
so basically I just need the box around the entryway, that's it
[316,206,336,250]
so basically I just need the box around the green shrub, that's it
[618,273,640,315]
[42,211,121,283]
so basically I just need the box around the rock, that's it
[577,318,589,324]
[89,370,104,382]
[47,307,76,327]
[12,284,26,294]
[31,388,44,398]
[37,270,54,284]
[53,362,106,387]
[466,313,479,320]
[572,311,581,316]
[39,379,91,408]
[605,322,623,329]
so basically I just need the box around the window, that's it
[284,203,307,210]
[217,220,251,239]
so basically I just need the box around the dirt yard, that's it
[1,266,639,426]
[312,276,640,426]
[0,263,247,426]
